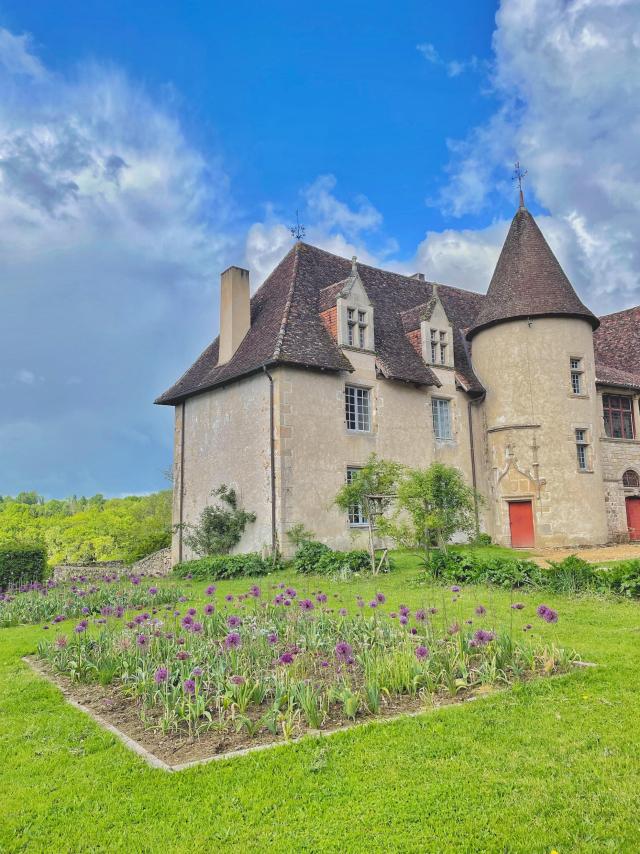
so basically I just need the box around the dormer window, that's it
[428,327,450,366]
[346,307,369,349]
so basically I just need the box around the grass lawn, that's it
[1,553,639,852]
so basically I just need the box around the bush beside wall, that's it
[0,546,47,589]
[173,553,276,580]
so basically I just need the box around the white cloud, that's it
[0,28,235,495]
[436,0,640,311]
[417,42,481,78]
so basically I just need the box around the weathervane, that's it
[289,209,306,241]
[513,160,527,208]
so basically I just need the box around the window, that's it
[347,308,355,346]
[570,357,583,395]
[432,398,452,440]
[623,470,640,488]
[603,394,636,439]
[345,385,371,432]
[358,310,367,349]
[439,331,447,365]
[430,329,438,363]
[346,467,367,526]
[575,428,589,471]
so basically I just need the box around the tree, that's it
[378,462,480,558]
[181,485,256,557]
[334,454,403,572]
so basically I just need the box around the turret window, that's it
[603,394,635,440]
[575,428,590,471]
[570,358,583,395]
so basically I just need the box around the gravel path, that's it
[531,543,640,566]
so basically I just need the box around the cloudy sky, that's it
[1,0,639,497]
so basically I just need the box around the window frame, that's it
[575,427,590,471]
[346,466,368,527]
[602,393,636,440]
[432,397,453,440]
[623,469,640,489]
[345,385,372,433]
[570,357,584,395]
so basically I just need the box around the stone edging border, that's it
[23,656,595,773]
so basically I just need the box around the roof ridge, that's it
[272,242,301,360]
[598,305,640,321]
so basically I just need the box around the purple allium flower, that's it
[74,624,86,634]
[225,594,234,602]
[448,622,460,635]
[410,627,418,635]
[183,678,196,695]
[267,632,278,645]
[339,607,347,616]
[451,585,461,593]
[283,598,291,607]
[55,636,68,648]
[178,596,187,603]
[227,614,242,628]
[53,615,65,624]
[389,611,397,619]
[101,606,114,617]
[375,592,386,604]
[335,641,353,660]
[206,585,216,595]
[399,615,409,626]
[181,615,193,628]
[191,621,203,633]
[278,652,295,665]
[225,632,242,650]
[249,584,261,598]
[475,605,486,616]
[204,603,215,616]
[81,607,90,615]
[191,667,203,677]
[136,634,149,648]
[79,619,89,628]
[154,667,169,684]
[133,614,145,625]
[316,592,328,603]
[543,608,558,624]
[399,604,410,616]
[149,587,158,595]
[471,629,495,647]
[285,587,297,598]
[299,598,314,611]
[130,576,141,585]
[536,604,550,618]
[415,645,429,660]
[177,636,186,645]
[356,599,365,609]
[428,607,438,615]
[320,660,329,668]
[230,675,245,685]
[415,609,426,622]
[177,650,190,660]
[369,600,378,609]
[187,607,197,617]
[511,602,525,610]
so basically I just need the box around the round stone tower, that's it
[467,203,608,548]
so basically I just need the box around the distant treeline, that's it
[0,491,171,566]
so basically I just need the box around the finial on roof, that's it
[289,209,306,241]
[351,256,358,276]
[432,282,439,299]
[513,161,528,209]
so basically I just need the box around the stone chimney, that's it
[218,266,250,365]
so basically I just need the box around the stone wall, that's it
[599,427,640,541]
[131,547,172,576]
[53,560,124,582]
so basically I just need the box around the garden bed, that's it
[25,654,507,768]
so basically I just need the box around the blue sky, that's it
[1,0,638,498]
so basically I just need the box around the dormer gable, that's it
[401,286,454,368]
[319,257,374,351]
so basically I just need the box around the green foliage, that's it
[0,490,171,566]
[181,485,256,557]
[380,462,480,554]
[0,546,47,590]
[544,555,597,594]
[334,454,403,517]
[173,553,274,580]
[291,541,378,575]
[424,550,544,588]
[594,560,640,598]
[286,523,316,551]
[471,532,493,547]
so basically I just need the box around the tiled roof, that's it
[594,307,640,390]
[156,243,483,405]
[467,206,599,339]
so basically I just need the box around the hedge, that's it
[292,541,394,575]
[173,552,276,580]
[0,546,47,590]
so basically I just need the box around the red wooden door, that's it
[625,497,640,541]
[509,501,535,548]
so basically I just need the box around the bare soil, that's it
[531,543,640,566]
[26,656,498,768]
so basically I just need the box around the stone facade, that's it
[131,547,172,576]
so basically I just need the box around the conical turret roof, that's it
[466,206,598,340]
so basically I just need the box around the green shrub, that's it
[595,560,640,598]
[424,551,544,588]
[543,555,597,594]
[0,546,47,589]
[173,553,274,580]
[291,541,333,573]
[471,533,493,547]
